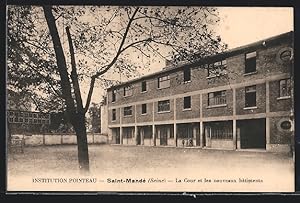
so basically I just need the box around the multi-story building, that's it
[7,89,51,134]
[106,31,294,152]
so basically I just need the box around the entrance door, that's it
[160,127,168,146]
[239,119,266,149]
[204,126,211,147]
[115,128,120,144]
[137,128,141,145]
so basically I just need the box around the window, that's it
[142,104,147,114]
[177,124,193,139]
[245,51,256,74]
[158,75,170,89]
[112,90,116,102]
[124,106,133,116]
[112,109,116,121]
[123,127,133,139]
[183,68,191,82]
[245,85,256,107]
[279,79,291,97]
[158,100,170,112]
[207,59,227,78]
[208,90,226,106]
[183,96,191,109]
[124,86,132,97]
[207,121,233,139]
[141,81,147,92]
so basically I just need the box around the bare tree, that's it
[7,5,227,173]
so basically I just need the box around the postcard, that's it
[6,5,295,192]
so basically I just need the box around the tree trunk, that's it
[73,114,90,174]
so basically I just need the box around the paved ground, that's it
[7,144,294,192]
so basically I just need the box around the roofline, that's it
[107,31,293,91]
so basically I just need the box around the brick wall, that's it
[107,35,292,125]
[269,80,292,112]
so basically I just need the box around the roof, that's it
[107,31,293,91]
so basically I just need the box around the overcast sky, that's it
[87,7,294,104]
[217,7,293,49]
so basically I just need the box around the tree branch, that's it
[84,7,140,112]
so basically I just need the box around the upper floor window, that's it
[279,79,291,98]
[112,89,116,102]
[123,86,133,97]
[245,85,256,107]
[112,109,116,121]
[208,90,226,106]
[141,104,147,114]
[158,75,170,89]
[245,51,257,74]
[207,60,227,78]
[141,81,147,92]
[158,100,170,112]
[183,68,191,82]
[124,106,133,116]
[183,96,191,109]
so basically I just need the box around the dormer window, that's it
[183,68,191,82]
[112,89,116,102]
[207,59,227,78]
[141,81,147,92]
[124,86,133,97]
[245,51,257,74]
[158,75,170,89]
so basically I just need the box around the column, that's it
[233,120,237,150]
[199,121,203,147]
[174,98,177,147]
[134,125,138,145]
[266,81,270,150]
[193,124,197,147]
[233,88,237,150]
[120,127,123,145]
[174,124,177,147]
[120,107,123,145]
[141,128,144,145]
[152,125,156,146]
[266,117,270,148]
[152,101,156,146]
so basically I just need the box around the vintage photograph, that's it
[6,5,294,192]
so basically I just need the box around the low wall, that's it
[210,139,234,150]
[266,144,291,153]
[13,133,108,146]
[143,138,153,146]
[177,138,197,147]
[122,138,135,145]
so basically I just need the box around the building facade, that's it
[7,90,51,134]
[106,31,294,152]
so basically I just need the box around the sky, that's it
[217,7,293,49]
[89,7,293,104]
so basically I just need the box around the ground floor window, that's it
[205,121,233,139]
[123,127,133,139]
[177,124,193,139]
[143,126,152,139]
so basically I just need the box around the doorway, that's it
[238,118,266,149]
[160,127,168,146]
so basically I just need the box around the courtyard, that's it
[7,144,294,192]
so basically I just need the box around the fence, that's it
[11,133,108,146]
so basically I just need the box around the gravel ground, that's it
[7,144,295,192]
